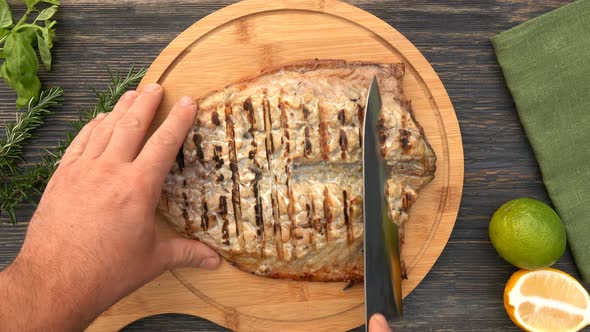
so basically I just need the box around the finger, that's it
[369,314,392,332]
[162,238,221,270]
[82,90,139,159]
[102,83,164,161]
[62,113,107,162]
[134,96,196,182]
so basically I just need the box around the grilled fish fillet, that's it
[158,60,436,281]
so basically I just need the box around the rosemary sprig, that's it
[0,87,63,175]
[0,67,146,223]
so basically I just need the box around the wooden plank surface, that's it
[0,0,583,331]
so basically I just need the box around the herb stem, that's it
[0,88,63,175]
[14,8,33,28]
[12,24,42,33]
[0,67,146,224]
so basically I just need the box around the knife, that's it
[363,76,403,330]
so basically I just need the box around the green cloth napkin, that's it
[492,0,590,281]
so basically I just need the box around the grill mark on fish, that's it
[263,95,283,260]
[302,105,310,119]
[176,148,185,171]
[400,129,411,154]
[318,105,329,160]
[270,174,284,261]
[193,133,204,164]
[262,98,272,169]
[304,127,312,157]
[339,129,348,160]
[217,174,224,183]
[252,167,265,241]
[244,98,256,131]
[337,109,346,125]
[182,208,190,231]
[279,98,290,156]
[307,198,317,249]
[263,98,275,158]
[343,190,353,245]
[201,199,209,231]
[213,145,224,169]
[212,111,221,126]
[304,204,312,228]
[357,104,364,147]
[302,104,312,158]
[224,104,245,251]
[182,192,191,232]
[219,195,230,245]
[246,97,265,257]
[244,98,258,158]
[323,187,332,242]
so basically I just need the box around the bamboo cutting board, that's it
[87,0,463,331]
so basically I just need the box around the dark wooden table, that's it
[0,0,585,331]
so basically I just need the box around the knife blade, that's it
[363,76,403,329]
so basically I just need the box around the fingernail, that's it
[370,314,390,331]
[95,113,107,120]
[123,90,139,100]
[199,256,220,269]
[179,96,195,107]
[143,83,161,92]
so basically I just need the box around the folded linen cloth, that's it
[492,0,590,281]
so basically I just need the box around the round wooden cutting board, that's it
[87,1,463,331]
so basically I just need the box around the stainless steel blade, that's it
[363,76,403,330]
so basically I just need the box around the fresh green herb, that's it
[0,87,63,175]
[0,0,59,108]
[0,67,146,224]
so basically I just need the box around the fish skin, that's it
[158,60,436,281]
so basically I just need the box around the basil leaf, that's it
[18,25,37,44]
[42,0,60,5]
[3,31,41,108]
[41,26,54,48]
[0,48,5,58]
[36,31,50,70]
[0,28,8,39]
[36,5,57,21]
[0,0,12,28]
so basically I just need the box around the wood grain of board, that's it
[86,0,463,331]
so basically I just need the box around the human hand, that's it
[369,314,394,332]
[0,83,220,331]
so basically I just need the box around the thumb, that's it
[164,238,221,270]
[369,314,393,332]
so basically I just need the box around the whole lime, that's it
[489,198,566,270]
